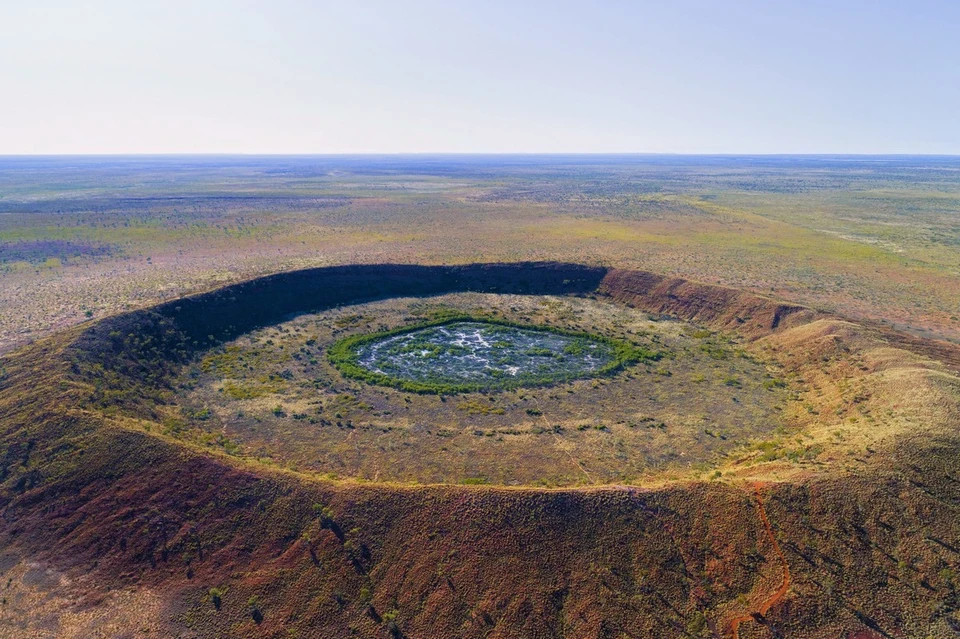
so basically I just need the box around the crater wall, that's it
[3,262,959,638]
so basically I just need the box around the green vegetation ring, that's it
[327,314,659,394]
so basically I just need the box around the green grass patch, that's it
[327,314,660,394]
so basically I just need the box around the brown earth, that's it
[1,262,959,638]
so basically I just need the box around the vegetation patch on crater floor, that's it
[328,315,657,393]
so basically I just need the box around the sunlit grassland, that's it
[708,189,960,268]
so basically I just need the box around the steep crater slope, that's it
[1,262,959,638]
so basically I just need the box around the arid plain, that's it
[2,156,960,638]
[4,155,960,355]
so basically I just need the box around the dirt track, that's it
[728,483,792,639]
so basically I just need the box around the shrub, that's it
[685,611,707,635]
[208,586,227,610]
[248,596,263,624]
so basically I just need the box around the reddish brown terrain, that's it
[1,263,959,638]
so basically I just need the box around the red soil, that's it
[728,484,792,639]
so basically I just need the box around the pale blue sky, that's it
[1,1,957,154]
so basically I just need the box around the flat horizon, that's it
[2,152,960,158]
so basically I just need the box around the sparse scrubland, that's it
[1,158,960,638]
[3,156,960,355]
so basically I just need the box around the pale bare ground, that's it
[0,553,177,638]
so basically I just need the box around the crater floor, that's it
[173,293,791,486]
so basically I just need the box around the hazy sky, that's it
[1,1,958,154]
